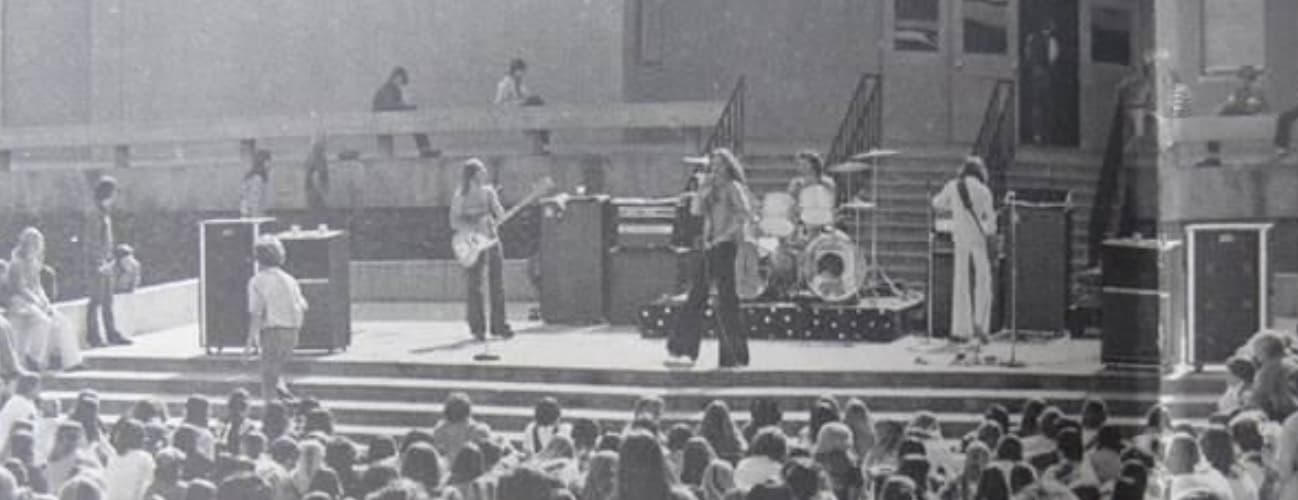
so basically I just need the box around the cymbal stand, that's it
[474,248,501,362]
[859,156,901,298]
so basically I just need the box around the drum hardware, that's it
[829,149,903,299]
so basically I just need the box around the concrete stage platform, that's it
[42,303,1202,442]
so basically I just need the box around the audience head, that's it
[750,427,789,462]
[974,420,1003,451]
[242,431,267,459]
[303,408,335,436]
[52,422,84,457]
[749,398,783,429]
[115,419,145,454]
[571,418,599,451]
[270,437,300,469]
[581,451,619,500]
[155,447,185,484]
[897,437,926,459]
[60,475,107,500]
[444,392,474,424]
[533,397,562,427]
[364,435,397,464]
[879,475,918,500]
[1009,463,1037,495]
[1145,405,1171,434]
[360,463,399,497]
[906,411,941,439]
[6,431,33,464]
[842,398,875,451]
[539,434,576,461]
[746,480,795,500]
[783,457,827,500]
[975,465,1010,500]
[399,442,443,494]
[184,396,210,427]
[217,472,272,500]
[700,400,743,453]
[1228,413,1264,452]
[172,424,202,458]
[448,442,485,484]
[499,465,566,500]
[1018,398,1047,436]
[184,480,217,500]
[962,441,991,480]
[93,176,118,207]
[261,401,289,440]
[227,389,251,418]
[898,456,932,495]
[812,421,853,458]
[994,435,1023,462]
[1252,330,1288,361]
[1081,398,1108,429]
[596,432,622,453]
[1165,433,1201,475]
[667,423,694,452]
[808,400,841,442]
[616,430,677,500]
[1197,426,1235,476]
[681,437,718,486]
[1056,428,1083,462]
[1224,356,1256,387]
[983,404,1011,434]
[632,396,665,423]
[1038,407,1064,439]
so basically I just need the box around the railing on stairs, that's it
[1086,91,1131,266]
[972,79,1017,195]
[826,73,883,201]
[703,76,747,155]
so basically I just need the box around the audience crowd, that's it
[0,330,1295,499]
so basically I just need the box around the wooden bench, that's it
[0,101,726,169]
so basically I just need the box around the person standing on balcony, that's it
[931,157,997,358]
[372,66,440,158]
[1117,52,1157,152]
[495,58,550,154]
[1199,65,1269,167]
[304,135,330,226]
[240,150,272,218]
[84,176,131,348]
[1022,20,1060,145]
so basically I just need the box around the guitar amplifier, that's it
[1100,238,1170,367]
[613,197,680,249]
[541,196,612,324]
[200,218,276,353]
[278,229,351,352]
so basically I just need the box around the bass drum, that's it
[735,236,799,301]
[801,230,867,303]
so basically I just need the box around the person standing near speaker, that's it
[931,157,996,355]
[84,176,132,348]
[450,159,514,341]
[666,148,751,369]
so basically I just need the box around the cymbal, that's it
[849,149,901,161]
[839,200,877,211]
[682,156,710,165]
[828,161,873,174]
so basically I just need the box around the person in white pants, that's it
[932,157,997,348]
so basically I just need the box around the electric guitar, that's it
[452,177,555,268]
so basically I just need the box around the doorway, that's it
[1019,0,1080,147]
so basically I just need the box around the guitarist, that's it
[666,148,752,369]
[931,156,997,354]
[450,159,514,340]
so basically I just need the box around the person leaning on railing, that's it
[371,66,440,158]
[494,58,550,154]
[1197,65,1269,167]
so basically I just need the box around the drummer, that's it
[787,150,837,198]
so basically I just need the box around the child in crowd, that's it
[1219,356,1257,415]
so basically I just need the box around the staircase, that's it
[41,342,1172,443]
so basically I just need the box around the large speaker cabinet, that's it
[540,196,612,324]
[1187,223,1272,368]
[200,218,275,353]
[1100,238,1170,368]
[1001,189,1072,333]
[278,229,352,352]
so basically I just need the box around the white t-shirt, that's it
[0,395,36,455]
[105,449,156,500]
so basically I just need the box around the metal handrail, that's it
[703,76,747,155]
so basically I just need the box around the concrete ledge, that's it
[351,260,537,302]
[54,279,198,344]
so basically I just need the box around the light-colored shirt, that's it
[0,395,37,455]
[104,449,156,500]
[450,186,504,237]
[494,75,530,106]
[431,419,493,465]
[248,267,308,330]
[932,176,996,246]
[240,176,267,218]
[733,456,783,492]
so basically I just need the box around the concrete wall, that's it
[3,0,624,126]
[54,278,197,343]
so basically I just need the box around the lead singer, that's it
[932,156,997,351]
[666,148,752,369]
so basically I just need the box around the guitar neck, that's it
[493,189,548,228]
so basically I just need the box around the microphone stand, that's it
[474,243,501,362]
[1000,190,1025,368]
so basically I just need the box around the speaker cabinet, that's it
[540,196,612,323]
[200,218,275,352]
[279,229,351,352]
[1187,224,1272,368]
[1100,238,1169,368]
[608,247,685,324]
[1001,189,1072,333]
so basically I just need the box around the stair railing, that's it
[826,73,884,201]
[971,79,1017,196]
[1086,91,1130,266]
[703,76,746,155]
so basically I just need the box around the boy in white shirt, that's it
[247,235,308,404]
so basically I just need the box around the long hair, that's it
[461,159,488,196]
[580,450,618,500]
[698,401,746,460]
[710,148,748,186]
[616,430,678,500]
[12,227,43,264]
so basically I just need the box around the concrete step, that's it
[76,355,1160,393]
[44,371,1161,416]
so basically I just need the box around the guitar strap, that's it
[956,177,989,241]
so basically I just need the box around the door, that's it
[1081,0,1142,150]
[1019,0,1081,147]
[883,0,1018,145]
[950,0,1018,143]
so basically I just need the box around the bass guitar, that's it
[452,177,555,268]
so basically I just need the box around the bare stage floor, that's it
[97,303,1107,375]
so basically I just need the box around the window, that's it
[636,0,666,66]
[1201,0,1265,74]
[963,0,1008,54]
[1091,7,1132,65]
[895,0,940,52]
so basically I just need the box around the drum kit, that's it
[737,149,902,303]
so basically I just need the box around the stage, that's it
[41,302,1200,443]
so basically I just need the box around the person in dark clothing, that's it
[85,176,132,347]
[1023,21,1060,145]
[371,66,439,158]
[1199,65,1269,167]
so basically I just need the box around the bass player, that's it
[450,158,515,340]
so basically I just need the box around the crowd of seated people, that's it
[0,367,1266,500]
